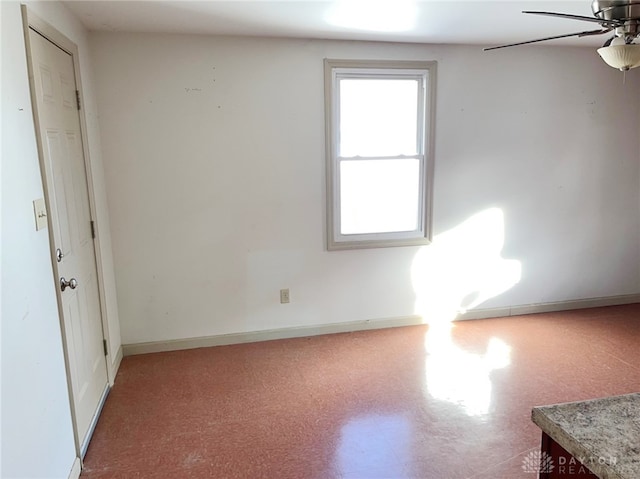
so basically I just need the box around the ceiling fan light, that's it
[597,44,640,71]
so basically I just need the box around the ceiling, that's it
[63,1,611,48]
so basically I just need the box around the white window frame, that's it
[324,59,436,251]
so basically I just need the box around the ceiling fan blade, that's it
[577,28,614,37]
[484,29,612,51]
[522,11,621,27]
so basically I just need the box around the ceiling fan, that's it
[484,0,640,71]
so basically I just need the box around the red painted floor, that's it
[81,304,640,478]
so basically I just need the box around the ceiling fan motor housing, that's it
[592,0,640,21]
[592,0,640,37]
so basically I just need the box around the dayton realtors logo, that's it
[522,450,616,475]
[522,450,554,474]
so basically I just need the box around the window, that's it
[324,59,436,250]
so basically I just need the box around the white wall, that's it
[1,1,120,477]
[91,33,640,345]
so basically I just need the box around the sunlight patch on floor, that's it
[424,330,512,417]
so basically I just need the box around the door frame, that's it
[21,5,116,458]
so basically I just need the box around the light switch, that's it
[33,198,48,231]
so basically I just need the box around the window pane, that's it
[340,159,420,235]
[339,79,419,157]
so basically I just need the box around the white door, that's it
[27,28,109,452]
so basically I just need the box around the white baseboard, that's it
[68,457,81,479]
[123,315,423,356]
[458,293,640,320]
[110,344,123,384]
[122,293,640,357]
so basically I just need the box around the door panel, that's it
[45,129,73,255]
[28,28,108,451]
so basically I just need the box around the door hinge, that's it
[90,220,96,239]
[75,90,81,110]
[103,339,108,356]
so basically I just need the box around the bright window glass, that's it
[339,79,419,157]
[340,159,420,234]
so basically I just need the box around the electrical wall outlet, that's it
[280,289,290,304]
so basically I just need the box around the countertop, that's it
[532,392,640,479]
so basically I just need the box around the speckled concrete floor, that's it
[81,304,640,478]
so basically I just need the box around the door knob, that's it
[60,277,78,292]
[56,248,64,262]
